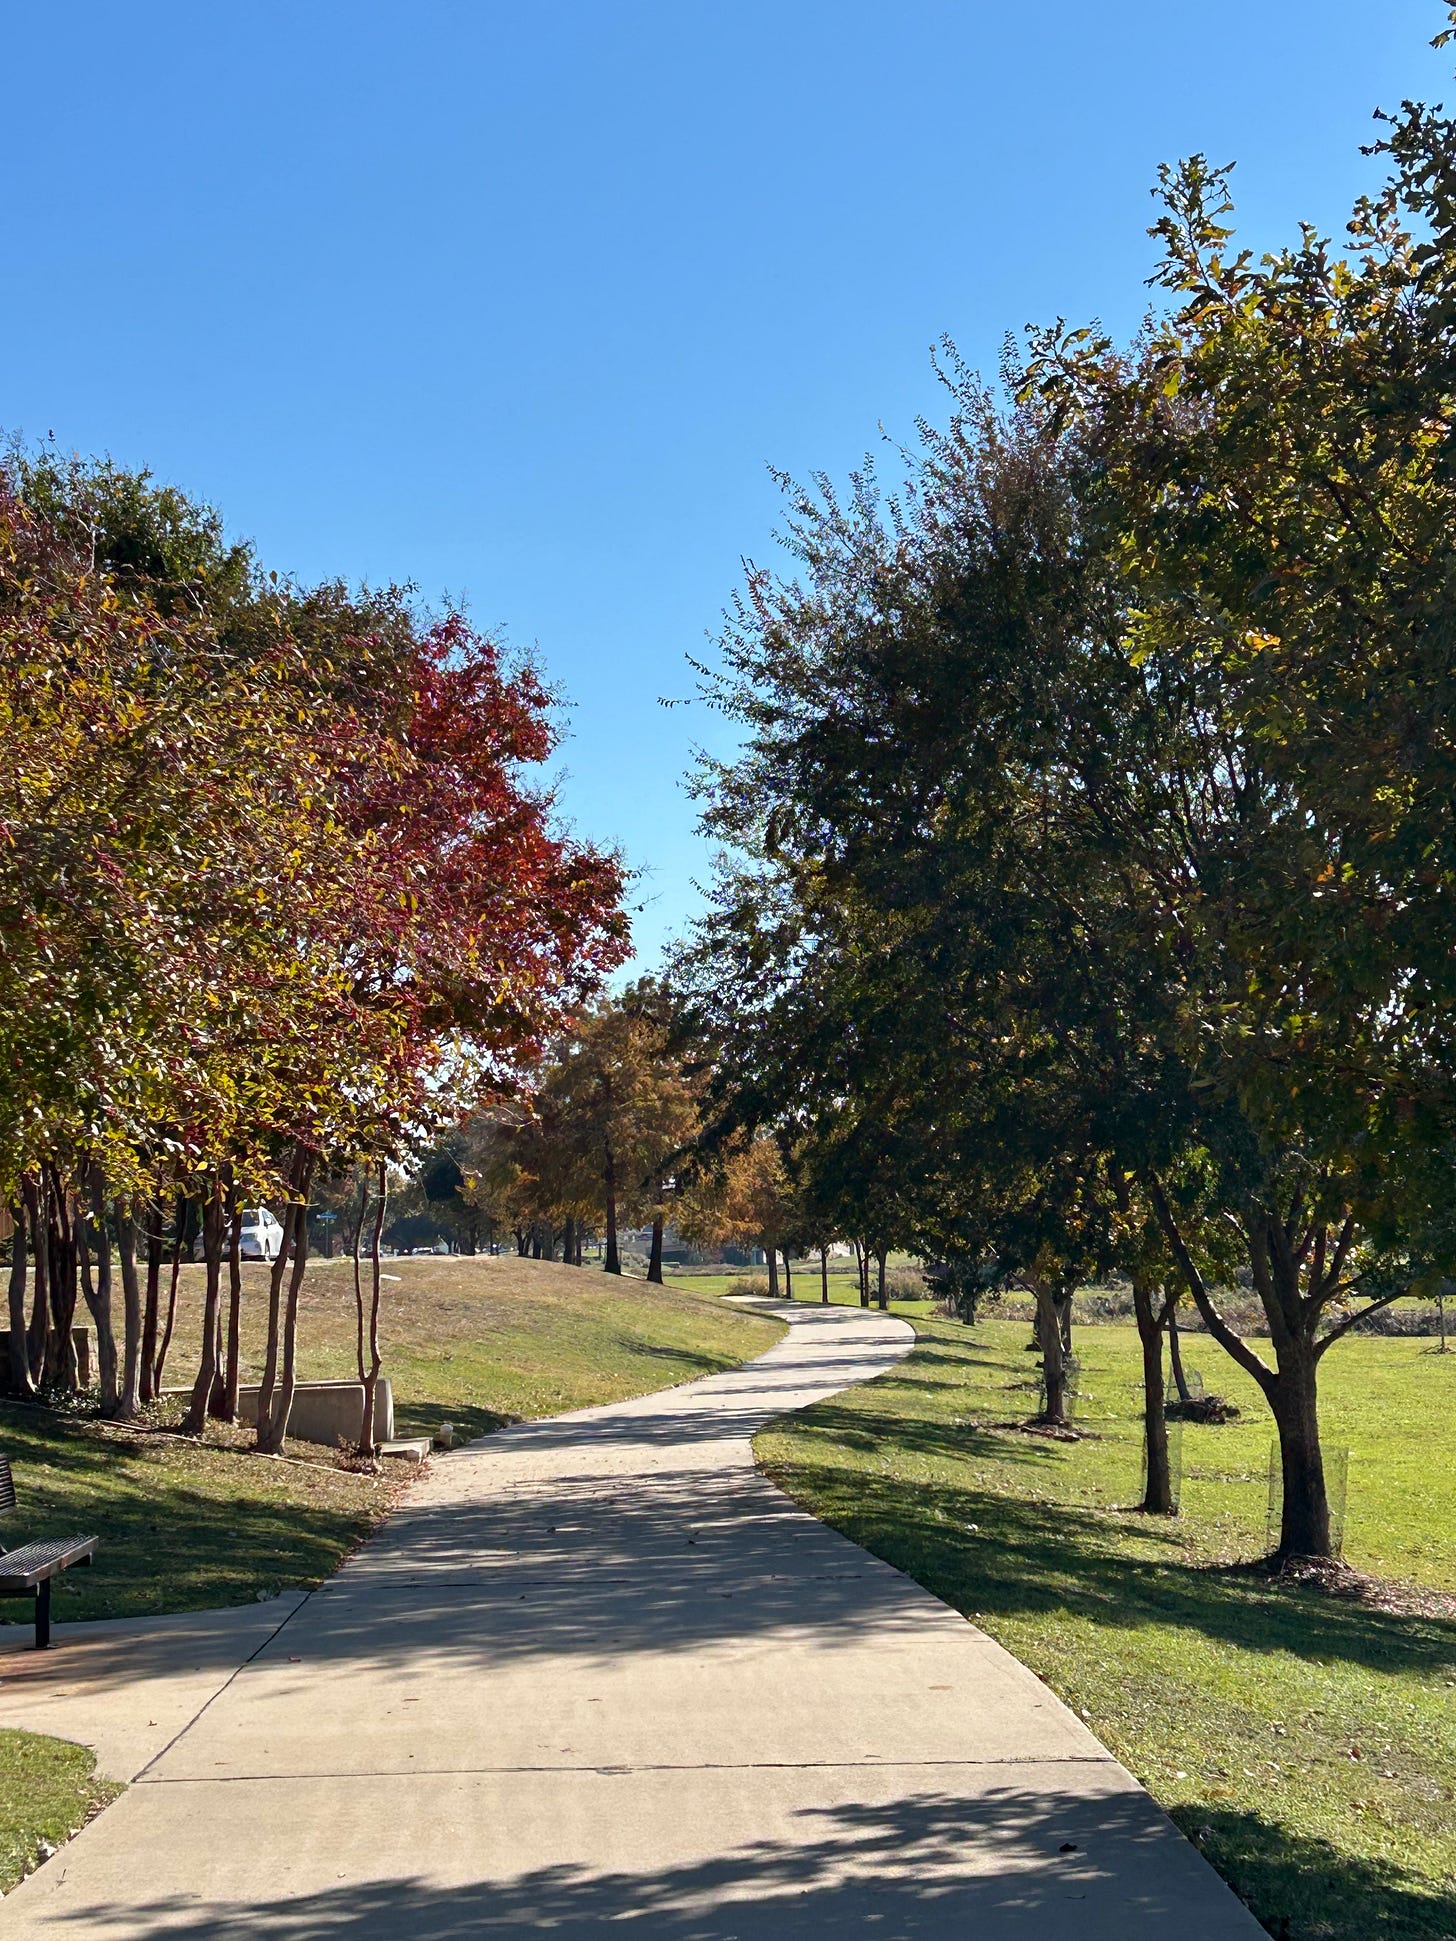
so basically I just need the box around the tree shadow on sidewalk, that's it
[39,1783,1274,1939]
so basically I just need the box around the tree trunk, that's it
[140,1195,163,1404]
[603,1137,621,1275]
[563,1216,576,1268]
[358,1162,388,1457]
[647,1211,665,1284]
[765,1239,780,1299]
[876,1250,888,1311]
[820,1244,830,1305]
[256,1155,307,1437]
[115,1197,142,1419]
[782,1248,792,1300]
[1132,1276,1173,1514]
[6,1195,34,1399]
[45,1168,79,1391]
[352,1172,370,1382]
[79,1168,119,1412]
[258,1161,314,1456]
[1166,1295,1191,1402]
[1267,1336,1332,1559]
[21,1174,49,1385]
[182,1186,225,1436]
[153,1197,185,1395]
[219,1178,243,1422]
[1152,1183,1339,1561]
[1034,1280,1068,1427]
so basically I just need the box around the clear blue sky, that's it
[6,2,1446,969]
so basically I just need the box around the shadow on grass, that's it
[780,1398,1053,1469]
[0,1403,379,1626]
[761,1444,1456,1678]
[1169,1801,1456,1941]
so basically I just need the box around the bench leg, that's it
[35,1579,50,1650]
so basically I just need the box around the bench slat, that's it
[0,1536,98,1590]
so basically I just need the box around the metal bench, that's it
[0,1455,98,1648]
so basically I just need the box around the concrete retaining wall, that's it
[238,1379,395,1448]
[157,1377,395,1447]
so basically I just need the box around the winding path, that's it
[0,1302,1261,1937]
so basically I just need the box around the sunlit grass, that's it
[0,1728,118,1894]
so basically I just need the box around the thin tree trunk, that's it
[219,1175,243,1422]
[358,1161,388,1456]
[115,1196,143,1419]
[255,1200,294,1436]
[46,1167,80,1390]
[876,1250,888,1311]
[1132,1275,1173,1514]
[603,1137,621,1275]
[256,1157,306,1437]
[153,1196,185,1395]
[352,1172,370,1382]
[765,1238,780,1299]
[820,1244,830,1305]
[140,1193,163,1404]
[21,1174,49,1385]
[6,1194,34,1399]
[782,1247,792,1300]
[1166,1295,1191,1402]
[182,1185,225,1435]
[647,1207,665,1284]
[563,1215,576,1268]
[258,1157,315,1455]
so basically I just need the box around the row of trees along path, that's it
[1,453,626,1453]
[671,70,1456,1562]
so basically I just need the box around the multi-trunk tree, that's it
[0,452,627,1454]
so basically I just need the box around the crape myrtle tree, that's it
[0,451,628,1454]
[683,49,1456,1557]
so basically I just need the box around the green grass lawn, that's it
[756,1307,1456,1941]
[0,1730,119,1895]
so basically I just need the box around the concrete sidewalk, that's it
[0,1303,1263,1937]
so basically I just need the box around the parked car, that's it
[192,1207,286,1262]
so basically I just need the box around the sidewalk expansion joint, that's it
[137,1754,1120,1784]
